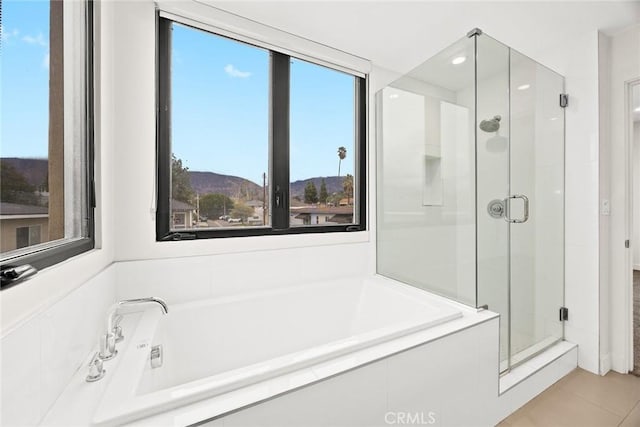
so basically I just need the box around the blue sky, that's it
[1,0,51,160]
[172,23,355,184]
[1,6,356,186]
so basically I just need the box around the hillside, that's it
[188,171,263,200]
[1,158,48,188]
[290,176,345,199]
[1,158,347,202]
[189,173,346,200]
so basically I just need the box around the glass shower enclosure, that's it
[376,29,565,373]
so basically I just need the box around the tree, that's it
[319,178,328,205]
[199,193,234,219]
[231,201,254,221]
[171,154,194,203]
[304,181,318,204]
[0,161,39,205]
[337,146,347,177]
[343,174,354,206]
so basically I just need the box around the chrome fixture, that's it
[98,297,169,361]
[86,352,106,382]
[99,332,117,360]
[0,264,38,288]
[487,199,505,219]
[504,194,530,223]
[112,315,124,343]
[479,115,501,133]
[150,344,163,369]
[488,196,530,222]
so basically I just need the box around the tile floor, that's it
[498,368,640,427]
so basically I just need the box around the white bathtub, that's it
[93,277,462,425]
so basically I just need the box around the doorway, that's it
[631,82,640,375]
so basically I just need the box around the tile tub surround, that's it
[42,301,576,426]
[43,276,486,426]
[0,265,116,427]
[94,277,463,425]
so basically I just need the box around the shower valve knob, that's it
[487,199,505,219]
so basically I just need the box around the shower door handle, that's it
[504,194,529,223]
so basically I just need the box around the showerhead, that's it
[479,115,501,133]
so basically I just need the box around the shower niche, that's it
[376,29,565,373]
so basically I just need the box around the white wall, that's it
[376,79,476,307]
[528,29,602,374]
[600,24,640,374]
[0,0,117,336]
[0,266,116,426]
[598,31,612,374]
[634,121,640,270]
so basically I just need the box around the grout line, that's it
[617,400,640,426]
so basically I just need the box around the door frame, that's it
[625,78,639,373]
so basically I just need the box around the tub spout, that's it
[98,297,169,361]
[106,297,168,333]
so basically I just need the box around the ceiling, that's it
[207,1,639,78]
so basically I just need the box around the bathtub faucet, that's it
[98,297,169,360]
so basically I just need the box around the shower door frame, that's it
[471,32,567,374]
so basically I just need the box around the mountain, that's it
[188,171,263,200]
[290,176,345,199]
[1,158,346,202]
[189,172,346,200]
[1,158,48,188]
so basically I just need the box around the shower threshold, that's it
[500,337,569,380]
[499,341,576,393]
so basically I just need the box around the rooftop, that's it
[0,202,49,216]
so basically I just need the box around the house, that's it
[170,199,196,229]
[290,206,353,225]
[0,202,49,252]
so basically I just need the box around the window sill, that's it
[131,229,371,261]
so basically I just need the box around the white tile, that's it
[387,342,446,426]
[40,268,116,417]
[324,360,388,426]
[222,382,332,427]
[565,324,599,373]
[115,257,212,304]
[1,317,42,426]
[565,244,599,332]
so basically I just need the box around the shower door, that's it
[476,34,565,372]
[376,29,565,374]
[508,49,565,369]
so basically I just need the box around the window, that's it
[0,0,94,288]
[16,226,42,249]
[156,17,366,240]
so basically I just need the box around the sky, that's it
[1,1,51,161]
[172,23,356,184]
[1,4,356,186]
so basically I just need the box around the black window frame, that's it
[0,0,96,290]
[156,16,367,241]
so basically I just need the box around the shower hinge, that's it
[559,94,569,108]
[625,239,630,248]
[559,307,569,322]
[467,27,483,38]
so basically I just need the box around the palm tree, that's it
[337,146,347,177]
[343,174,354,206]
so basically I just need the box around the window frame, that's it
[156,16,367,241]
[0,0,96,289]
